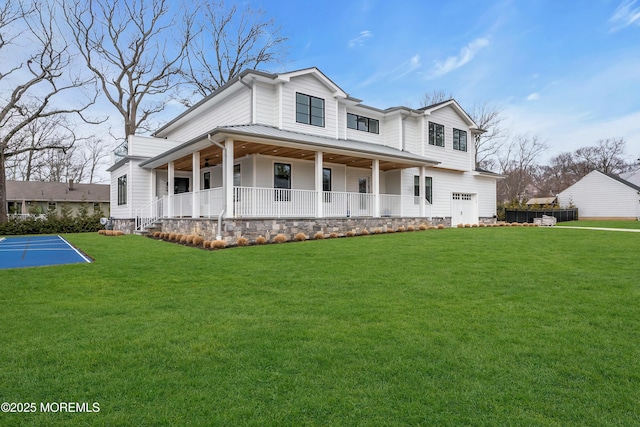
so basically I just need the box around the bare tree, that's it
[472,101,507,169]
[573,137,630,175]
[496,134,548,202]
[64,0,197,137]
[179,1,288,105]
[0,1,98,223]
[421,90,452,108]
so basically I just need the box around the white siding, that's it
[381,114,401,150]
[403,116,420,154]
[423,107,474,171]
[129,135,180,158]
[254,81,277,126]
[281,74,337,138]
[162,89,251,142]
[110,163,129,218]
[558,171,640,219]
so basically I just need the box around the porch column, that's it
[167,161,175,218]
[372,159,380,217]
[223,138,234,218]
[419,166,426,217]
[192,152,201,218]
[315,151,323,218]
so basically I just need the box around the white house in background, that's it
[108,67,501,236]
[619,169,640,187]
[558,170,640,220]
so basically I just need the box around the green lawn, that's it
[1,229,639,426]
[557,220,640,229]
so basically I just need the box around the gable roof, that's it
[6,181,110,203]
[275,67,348,98]
[606,171,640,192]
[418,99,480,130]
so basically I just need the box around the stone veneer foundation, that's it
[114,216,496,242]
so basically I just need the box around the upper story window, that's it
[347,113,379,134]
[428,122,445,147]
[296,93,324,127]
[453,128,467,151]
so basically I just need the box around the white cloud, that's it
[526,93,540,101]
[609,0,640,31]
[355,54,422,89]
[348,30,373,48]
[426,37,490,79]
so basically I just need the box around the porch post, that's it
[192,152,201,218]
[372,159,380,217]
[223,138,234,218]
[315,151,323,218]
[419,166,426,217]
[167,161,175,218]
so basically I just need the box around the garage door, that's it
[452,193,477,225]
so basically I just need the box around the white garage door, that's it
[452,193,477,225]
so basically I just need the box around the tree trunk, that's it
[0,149,8,223]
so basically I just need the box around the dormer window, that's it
[347,113,379,134]
[296,93,324,127]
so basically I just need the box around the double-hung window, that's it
[117,175,127,205]
[347,113,379,134]
[296,93,324,127]
[428,122,445,147]
[453,128,467,151]
[414,176,433,204]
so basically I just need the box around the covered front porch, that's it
[135,125,438,231]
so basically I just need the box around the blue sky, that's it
[252,0,640,163]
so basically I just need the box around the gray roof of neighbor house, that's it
[526,197,558,205]
[5,181,110,203]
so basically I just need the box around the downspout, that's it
[208,134,226,240]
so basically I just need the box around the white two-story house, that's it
[108,67,501,240]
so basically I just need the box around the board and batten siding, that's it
[280,74,337,138]
[161,89,251,142]
[558,170,640,219]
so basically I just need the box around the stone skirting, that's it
[160,217,444,243]
[113,216,497,241]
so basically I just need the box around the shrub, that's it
[457,223,464,228]
[464,224,471,228]
[387,228,395,233]
[374,228,382,234]
[428,226,438,230]
[360,229,369,235]
[294,232,307,241]
[236,237,249,246]
[478,223,486,228]
[211,240,227,249]
[346,230,355,237]
[397,226,405,232]
[256,236,267,245]
[419,224,427,230]
[193,236,205,246]
[203,240,212,248]
[407,225,415,232]
[180,235,188,243]
[168,232,177,241]
[152,231,161,238]
[185,235,195,244]
[273,234,288,244]
[329,232,338,239]
[314,232,325,240]
[437,224,445,229]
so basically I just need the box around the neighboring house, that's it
[558,170,640,220]
[6,180,110,217]
[619,169,640,187]
[108,67,502,238]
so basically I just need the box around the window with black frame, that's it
[274,163,291,201]
[323,168,331,202]
[453,128,467,151]
[117,175,127,205]
[414,176,433,204]
[428,122,445,147]
[296,93,324,127]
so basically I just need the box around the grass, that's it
[1,228,639,425]
[557,220,640,229]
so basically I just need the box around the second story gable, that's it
[153,67,483,172]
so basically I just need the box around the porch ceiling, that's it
[157,140,418,172]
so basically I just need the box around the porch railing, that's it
[234,186,317,218]
[136,186,433,230]
[135,197,165,231]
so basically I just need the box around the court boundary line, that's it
[57,235,92,263]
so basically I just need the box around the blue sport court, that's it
[0,235,92,269]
